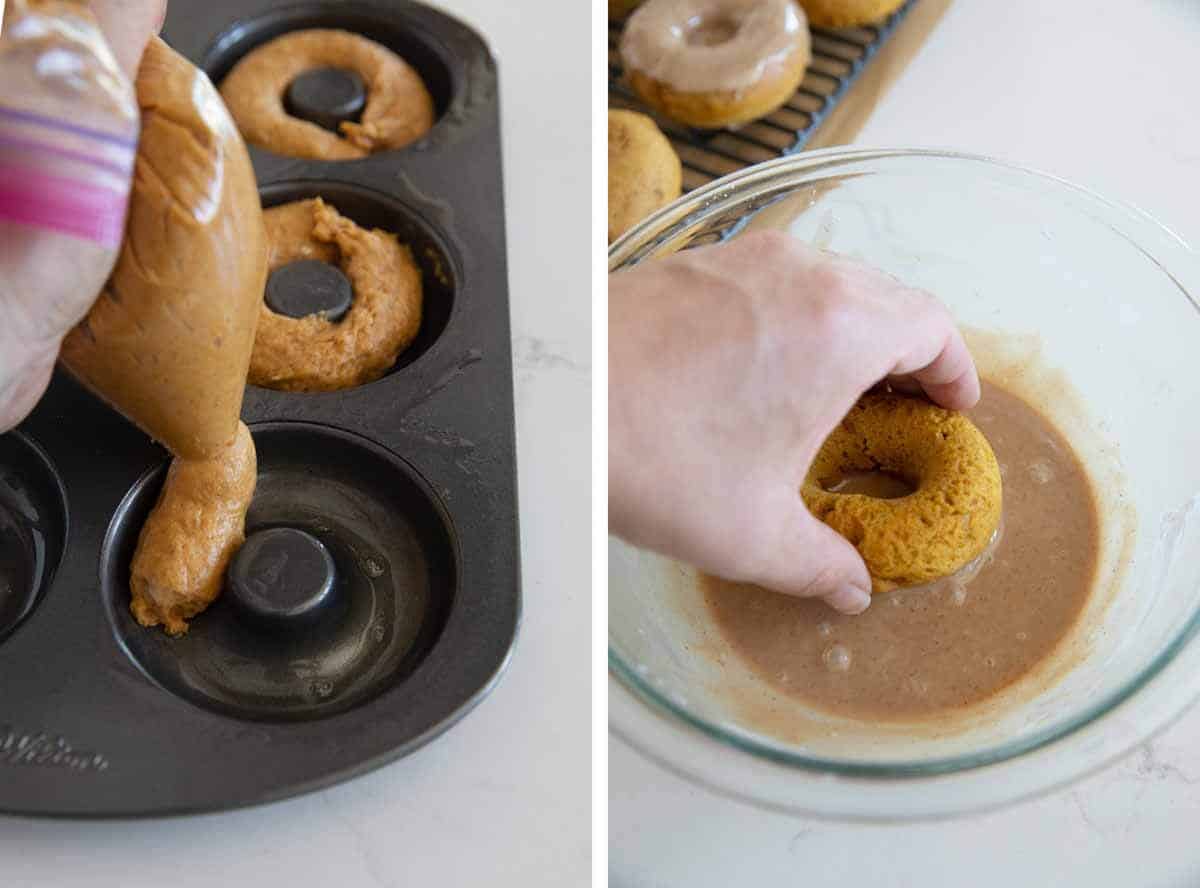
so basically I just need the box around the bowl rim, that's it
[608,146,1200,816]
[609,146,1195,268]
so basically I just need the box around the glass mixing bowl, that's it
[608,148,1200,819]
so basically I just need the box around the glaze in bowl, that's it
[609,148,1200,819]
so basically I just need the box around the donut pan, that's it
[0,0,519,816]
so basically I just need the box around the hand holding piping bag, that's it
[0,0,165,432]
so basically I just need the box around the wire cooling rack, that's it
[609,1,916,192]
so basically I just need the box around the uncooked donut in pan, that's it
[219,28,434,160]
[249,197,423,392]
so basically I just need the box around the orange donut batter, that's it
[249,198,423,392]
[219,29,434,160]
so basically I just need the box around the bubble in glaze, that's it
[816,621,833,637]
[1028,459,1054,484]
[822,643,852,672]
[951,583,968,606]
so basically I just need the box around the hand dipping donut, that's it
[618,0,811,128]
[802,393,1003,592]
[219,29,434,160]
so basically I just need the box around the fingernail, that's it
[826,584,871,615]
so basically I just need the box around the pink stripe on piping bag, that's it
[0,132,134,176]
[0,163,129,248]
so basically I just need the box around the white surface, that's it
[0,2,591,886]
[611,0,1200,885]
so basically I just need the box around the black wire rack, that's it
[609,1,916,193]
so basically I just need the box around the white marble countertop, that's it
[0,1,591,885]
[611,0,1200,885]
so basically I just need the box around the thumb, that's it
[748,503,873,615]
[89,0,167,80]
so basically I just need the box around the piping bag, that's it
[4,4,268,633]
[70,34,266,635]
[60,34,266,462]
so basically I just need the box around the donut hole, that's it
[203,4,455,126]
[821,469,917,500]
[265,258,355,323]
[258,181,457,381]
[282,67,368,134]
[683,13,742,47]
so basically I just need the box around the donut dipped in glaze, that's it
[801,393,1003,593]
[618,0,811,128]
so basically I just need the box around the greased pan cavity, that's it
[0,0,519,816]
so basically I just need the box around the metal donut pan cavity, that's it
[0,0,519,816]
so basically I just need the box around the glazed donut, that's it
[131,422,257,636]
[249,198,423,392]
[619,0,811,128]
[801,394,1003,592]
[219,29,434,161]
[796,0,906,28]
[608,109,682,243]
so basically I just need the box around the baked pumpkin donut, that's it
[249,198,423,392]
[608,109,682,243]
[801,393,1003,593]
[619,0,811,129]
[796,0,906,28]
[219,29,434,160]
